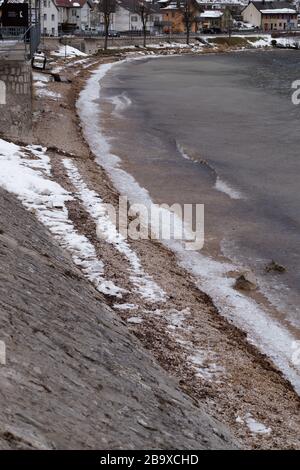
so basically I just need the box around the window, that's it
[52,14,55,21]
[131,16,138,22]
[52,27,55,35]
[44,13,47,20]
[43,0,47,7]
[72,9,77,16]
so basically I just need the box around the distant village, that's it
[41,0,300,37]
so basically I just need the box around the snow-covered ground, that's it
[0,139,124,297]
[0,138,167,304]
[35,88,61,100]
[63,158,166,303]
[51,45,87,58]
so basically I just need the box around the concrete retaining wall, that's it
[43,35,190,55]
[0,60,32,141]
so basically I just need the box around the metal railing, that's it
[0,26,27,40]
[0,24,41,60]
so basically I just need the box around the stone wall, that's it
[0,186,237,449]
[0,60,32,141]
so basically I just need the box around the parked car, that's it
[101,31,121,37]
[201,27,221,34]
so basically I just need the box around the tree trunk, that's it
[143,25,146,47]
[186,25,190,45]
[104,17,109,50]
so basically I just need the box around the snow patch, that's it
[164,307,191,329]
[114,303,137,310]
[236,413,272,435]
[34,81,47,88]
[0,138,124,298]
[189,350,225,382]
[36,88,61,100]
[33,72,52,83]
[63,159,166,303]
[127,317,143,324]
[51,45,87,58]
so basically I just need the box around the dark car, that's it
[201,27,221,34]
[101,31,121,37]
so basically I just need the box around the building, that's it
[198,7,233,31]
[196,1,246,20]
[56,0,93,34]
[242,1,297,31]
[161,0,202,34]
[91,0,163,34]
[41,0,59,36]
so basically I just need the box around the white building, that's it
[242,1,298,31]
[41,0,59,36]
[56,0,93,33]
[91,0,163,33]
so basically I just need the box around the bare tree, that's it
[222,8,233,38]
[136,0,152,48]
[179,0,196,45]
[97,0,116,50]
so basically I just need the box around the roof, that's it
[55,0,93,8]
[116,0,159,13]
[260,8,296,13]
[249,1,296,14]
[161,2,179,9]
[199,9,223,17]
[196,0,245,3]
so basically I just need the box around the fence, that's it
[0,24,40,60]
[0,26,27,40]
